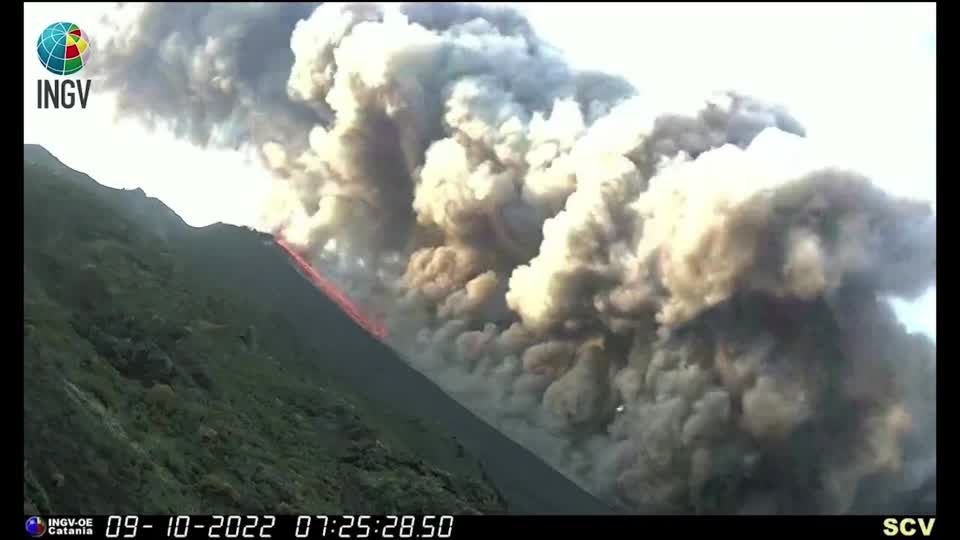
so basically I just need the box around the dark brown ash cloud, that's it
[93,2,936,514]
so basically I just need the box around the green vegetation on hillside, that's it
[23,148,506,515]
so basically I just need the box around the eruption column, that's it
[92,1,936,514]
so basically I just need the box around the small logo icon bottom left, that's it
[26,516,46,537]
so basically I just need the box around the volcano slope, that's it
[23,144,611,515]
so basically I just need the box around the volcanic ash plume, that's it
[95,2,936,514]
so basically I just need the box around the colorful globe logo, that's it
[36,22,91,76]
[25,516,46,537]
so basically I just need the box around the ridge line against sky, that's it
[23,2,936,339]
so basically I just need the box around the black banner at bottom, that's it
[21,514,941,539]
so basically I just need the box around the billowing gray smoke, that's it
[95,2,936,514]
[93,2,322,147]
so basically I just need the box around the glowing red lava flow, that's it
[275,238,389,340]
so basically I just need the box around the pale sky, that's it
[23,2,936,339]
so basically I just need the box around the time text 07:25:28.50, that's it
[105,515,455,538]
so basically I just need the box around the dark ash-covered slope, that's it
[23,144,612,515]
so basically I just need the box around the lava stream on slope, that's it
[275,237,389,340]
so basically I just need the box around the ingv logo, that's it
[883,518,936,537]
[35,22,93,109]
